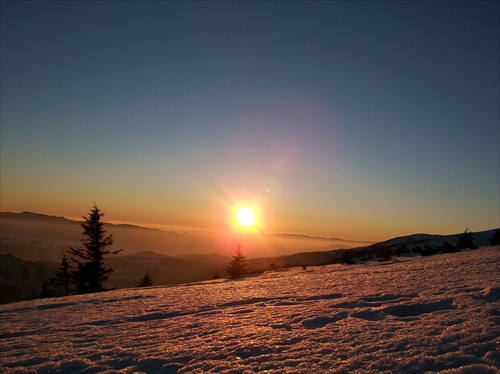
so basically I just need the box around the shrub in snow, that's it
[340,250,354,264]
[248,268,264,275]
[379,248,393,261]
[438,241,458,254]
[420,246,436,256]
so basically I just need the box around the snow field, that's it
[1,247,499,373]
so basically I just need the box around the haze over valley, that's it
[0,211,373,260]
[1,211,497,304]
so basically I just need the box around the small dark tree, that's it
[68,204,122,294]
[39,279,54,298]
[138,271,154,287]
[490,229,500,246]
[51,254,72,296]
[213,269,220,279]
[39,255,72,298]
[456,228,477,250]
[226,245,250,278]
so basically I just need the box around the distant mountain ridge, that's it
[362,230,497,252]
[2,211,162,230]
[1,211,498,304]
[271,233,375,244]
[0,211,222,261]
[248,229,499,270]
[0,211,372,260]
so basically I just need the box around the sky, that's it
[1,1,499,242]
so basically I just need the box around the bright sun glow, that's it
[237,207,255,227]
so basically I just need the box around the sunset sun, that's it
[236,207,255,227]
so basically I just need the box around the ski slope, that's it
[1,247,499,373]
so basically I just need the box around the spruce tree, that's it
[226,245,250,278]
[490,229,500,246]
[39,279,55,298]
[138,271,154,287]
[39,255,72,298]
[456,228,477,250]
[68,204,122,294]
[51,254,72,296]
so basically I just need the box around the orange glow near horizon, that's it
[229,198,263,234]
[207,193,271,257]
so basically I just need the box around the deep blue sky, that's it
[1,1,499,241]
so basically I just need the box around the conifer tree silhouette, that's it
[39,279,54,298]
[39,255,72,298]
[226,245,250,278]
[456,228,477,250]
[138,271,154,287]
[490,229,500,246]
[51,254,72,296]
[68,204,122,294]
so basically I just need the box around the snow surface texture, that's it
[1,247,499,374]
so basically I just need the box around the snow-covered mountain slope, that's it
[1,247,499,373]
[358,229,498,253]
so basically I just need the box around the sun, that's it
[236,207,255,227]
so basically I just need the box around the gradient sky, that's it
[1,1,499,242]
